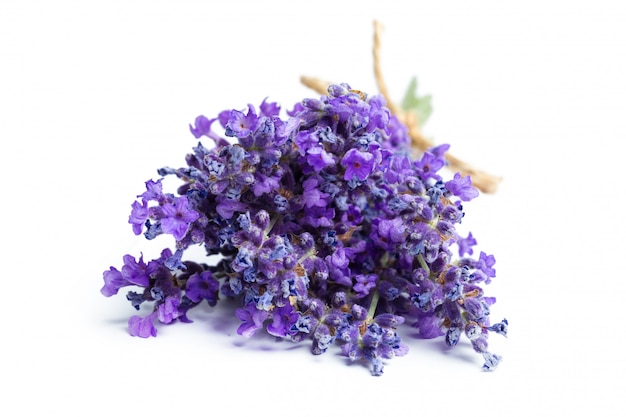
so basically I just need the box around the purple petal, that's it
[128,313,158,338]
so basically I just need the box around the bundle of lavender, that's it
[101,22,505,376]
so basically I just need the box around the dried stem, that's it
[300,20,502,194]
[372,20,502,193]
[300,75,331,96]
[373,21,435,153]
[373,20,403,117]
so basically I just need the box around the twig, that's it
[372,20,502,194]
[300,75,331,96]
[300,20,502,194]
[373,21,433,152]
[373,20,403,117]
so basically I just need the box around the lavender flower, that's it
[341,148,375,181]
[185,271,219,305]
[160,196,200,240]
[267,303,299,338]
[445,172,479,201]
[128,312,158,338]
[102,83,507,375]
[235,304,268,337]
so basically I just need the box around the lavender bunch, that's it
[101,83,507,375]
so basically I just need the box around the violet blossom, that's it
[101,83,507,376]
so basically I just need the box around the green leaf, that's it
[400,76,432,126]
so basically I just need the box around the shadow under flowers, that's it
[184,296,309,353]
[399,326,481,367]
[186,299,483,373]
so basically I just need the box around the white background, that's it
[2,0,625,415]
